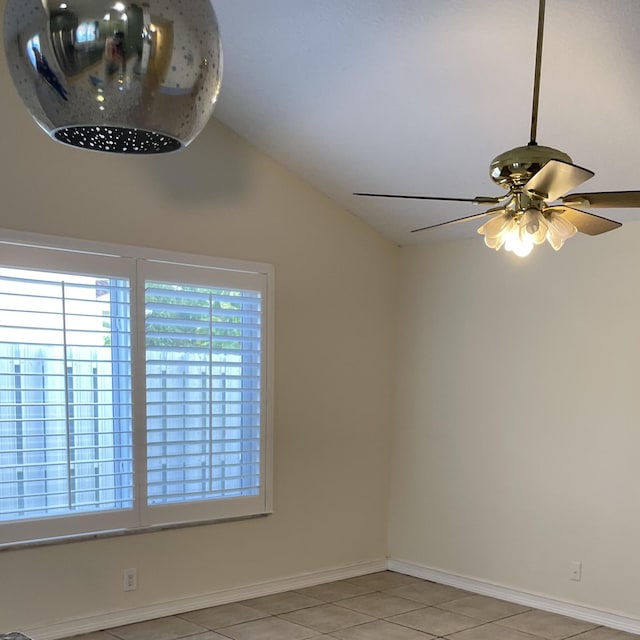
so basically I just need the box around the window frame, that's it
[0,229,274,548]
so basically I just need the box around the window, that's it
[0,233,273,546]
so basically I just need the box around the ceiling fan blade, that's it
[411,208,503,233]
[545,206,622,236]
[524,159,594,201]
[353,192,502,205]
[562,191,640,209]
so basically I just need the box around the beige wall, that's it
[390,232,640,619]
[4,2,640,630]
[0,49,399,629]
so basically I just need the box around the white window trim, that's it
[0,229,274,549]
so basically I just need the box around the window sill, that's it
[0,512,271,553]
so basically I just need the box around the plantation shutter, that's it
[0,235,272,546]
[0,245,136,544]
[138,260,270,525]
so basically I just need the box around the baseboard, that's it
[388,558,640,635]
[22,558,387,640]
[24,556,640,639]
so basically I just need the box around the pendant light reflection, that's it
[4,0,222,154]
[477,208,577,257]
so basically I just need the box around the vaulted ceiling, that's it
[212,0,640,245]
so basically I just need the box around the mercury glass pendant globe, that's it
[4,0,222,154]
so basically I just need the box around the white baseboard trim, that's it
[24,557,640,640]
[23,558,387,640]
[388,558,640,635]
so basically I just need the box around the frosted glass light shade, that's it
[520,208,548,245]
[545,211,578,250]
[477,209,577,256]
[4,0,222,154]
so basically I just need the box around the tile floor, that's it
[64,572,638,640]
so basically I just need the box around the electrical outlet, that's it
[123,568,138,591]
[569,561,582,582]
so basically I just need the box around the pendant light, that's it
[4,0,222,154]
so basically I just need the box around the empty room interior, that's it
[1,1,640,640]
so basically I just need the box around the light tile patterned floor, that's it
[63,572,638,640]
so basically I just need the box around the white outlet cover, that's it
[569,561,582,581]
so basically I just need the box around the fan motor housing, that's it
[490,145,572,189]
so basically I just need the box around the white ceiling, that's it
[212,0,640,246]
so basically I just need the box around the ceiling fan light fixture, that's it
[503,222,534,257]
[477,211,512,250]
[545,211,578,251]
[521,207,548,244]
[477,212,533,254]
[477,206,578,257]
[4,0,222,154]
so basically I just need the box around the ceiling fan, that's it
[354,0,640,257]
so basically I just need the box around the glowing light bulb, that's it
[504,227,534,257]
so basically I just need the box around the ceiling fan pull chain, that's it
[529,0,546,145]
